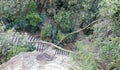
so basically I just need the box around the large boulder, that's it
[0,51,71,70]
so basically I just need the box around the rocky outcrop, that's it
[0,51,71,70]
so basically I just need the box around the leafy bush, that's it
[0,21,6,32]
[113,18,120,37]
[26,13,42,26]
[98,0,118,17]
[12,18,42,33]
[71,41,98,70]
[113,3,120,37]
[28,0,37,13]
[0,31,14,57]
[0,0,42,34]
[45,0,99,28]
[0,35,13,64]
[92,18,114,47]
[92,18,120,69]
[7,46,29,59]
[25,0,42,27]
[6,42,35,60]
[0,0,30,17]
[100,37,120,69]
[13,19,29,31]
[41,24,52,39]
[54,9,73,33]
[57,30,65,41]
[40,23,76,44]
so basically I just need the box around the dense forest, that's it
[0,0,120,70]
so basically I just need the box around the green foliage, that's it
[28,0,37,13]
[0,0,42,33]
[100,37,120,69]
[40,23,76,44]
[13,19,29,31]
[98,0,118,17]
[57,30,65,41]
[0,21,5,32]
[45,0,99,28]
[113,17,120,37]
[0,32,14,57]
[66,33,78,43]
[41,24,52,39]
[71,41,98,70]
[41,24,62,44]
[10,19,38,33]
[0,0,37,18]
[113,2,120,37]
[24,44,35,51]
[54,9,73,33]
[92,18,114,46]
[26,13,42,26]
[0,35,13,64]
[0,0,30,17]
[116,1,120,12]
[7,46,29,59]
[3,0,42,32]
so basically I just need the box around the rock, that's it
[0,51,70,70]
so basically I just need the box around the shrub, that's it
[57,30,65,41]
[26,13,42,26]
[100,37,120,69]
[0,33,14,64]
[28,0,37,13]
[0,32,14,57]
[0,21,5,32]
[13,19,29,31]
[54,9,73,33]
[11,18,40,33]
[113,3,120,37]
[0,0,42,33]
[41,24,52,39]
[71,41,98,70]
[0,0,30,17]
[113,18,120,37]
[98,0,118,17]
[7,46,29,59]
[92,18,114,47]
